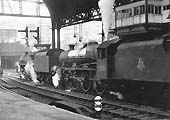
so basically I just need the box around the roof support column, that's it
[51,19,55,49]
[57,27,61,49]
[56,19,61,49]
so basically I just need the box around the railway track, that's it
[102,101,170,120]
[1,71,170,120]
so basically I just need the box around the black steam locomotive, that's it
[20,0,170,108]
[29,36,170,107]
[33,41,99,91]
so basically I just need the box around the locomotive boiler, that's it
[59,41,98,66]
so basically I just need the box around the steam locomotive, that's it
[20,35,170,108]
[19,0,170,107]
[33,42,99,90]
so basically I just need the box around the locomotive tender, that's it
[20,0,170,107]
[33,49,63,83]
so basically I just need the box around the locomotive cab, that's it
[96,40,119,80]
[96,45,107,79]
[95,40,121,94]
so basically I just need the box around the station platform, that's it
[0,86,95,120]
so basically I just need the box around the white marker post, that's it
[94,96,102,119]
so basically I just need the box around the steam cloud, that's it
[15,62,20,73]
[24,61,39,83]
[52,72,60,87]
[98,0,115,40]
[109,91,124,100]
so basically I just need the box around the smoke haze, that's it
[98,0,115,40]
[25,61,39,83]
[51,66,61,88]
[109,91,124,100]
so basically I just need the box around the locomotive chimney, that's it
[69,44,75,50]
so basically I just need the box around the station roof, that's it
[43,0,133,27]
[43,0,99,26]
[44,0,99,18]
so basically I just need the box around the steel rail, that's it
[2,72,170,120]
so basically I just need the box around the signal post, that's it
[18,26,29,46]
[30,27,40,45]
